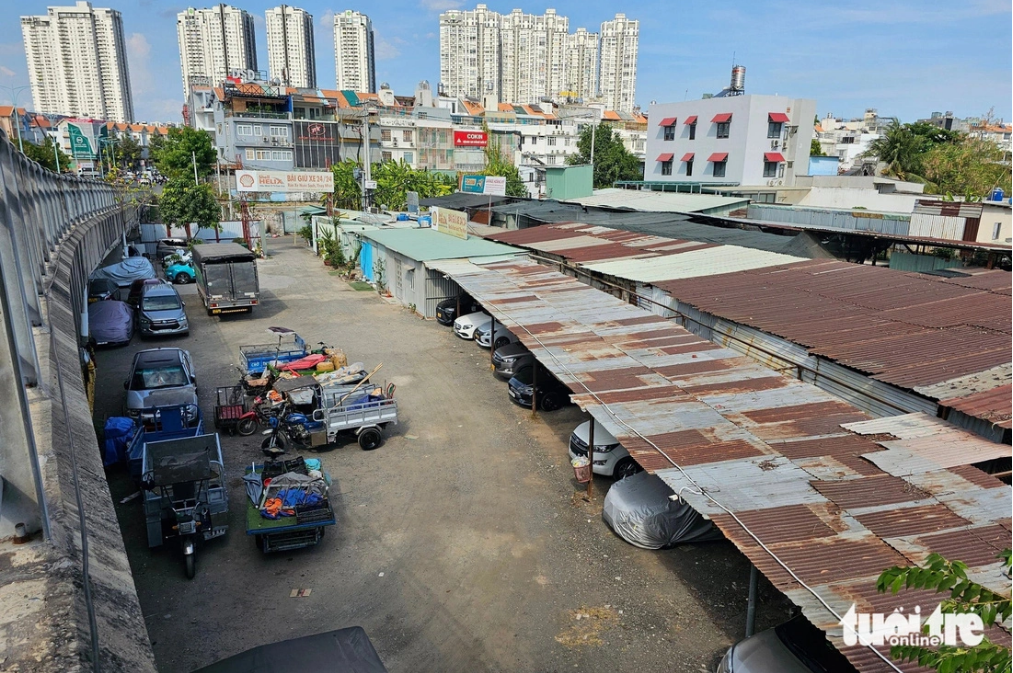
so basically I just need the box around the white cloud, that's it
[374,34,401,61]
[420,0,462,11]
[0,66,15,78]
[126,33,154,97]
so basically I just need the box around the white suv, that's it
[568,420,640,479]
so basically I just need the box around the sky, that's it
[0,0,1010,124]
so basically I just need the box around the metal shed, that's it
[357,228,521,318]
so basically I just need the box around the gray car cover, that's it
[90,257,156,287]
[194,626,388,673]
[602,471,722,549]
[88,300,134,345]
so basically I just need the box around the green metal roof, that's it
[359,228,521,262]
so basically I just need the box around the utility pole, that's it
[1,85,29,153]
[192,150,199,184]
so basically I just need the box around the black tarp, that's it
[193,627,388,673]
[190,242,256,263]
[418,192,514,209]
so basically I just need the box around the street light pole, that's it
[1,85,30,153]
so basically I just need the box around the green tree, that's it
[328,159,362,210]
[877,550,1011,673]
[151,127,216,179]
[116,132,143,171]
[922,134,1012,200]
[567,124,641,188]
[482,134,527,197]
[158,177,220,238]
[20,137,71,173]
[866,120,931,182]
[372,159,455,210]
[810,138,826,157]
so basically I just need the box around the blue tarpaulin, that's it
[103,417,136,466]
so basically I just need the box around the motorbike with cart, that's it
[140,433,229,578]
[259,376,398,454]
[244,457,336,553]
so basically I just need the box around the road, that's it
[93,236,792,673]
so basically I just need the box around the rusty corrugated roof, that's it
[940,384,1013,429]
[427,256,1012,672]
[655,260,1012,418]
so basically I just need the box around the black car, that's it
[493,343,534,379]
[435,294,481,326]
[507,364,572,411]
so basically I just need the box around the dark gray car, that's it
[137,281,189,337]
[492,343,533,379]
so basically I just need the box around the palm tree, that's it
[866,120,931,183]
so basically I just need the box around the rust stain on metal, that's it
[812,475,930,509]
[855,504,972,538]
[917,524,1011,567]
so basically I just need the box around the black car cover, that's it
[192,627,388,673]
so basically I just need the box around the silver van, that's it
[137,281,189,337]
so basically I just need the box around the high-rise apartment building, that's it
[564,28,599,103]
[176,5,258,99]
[500,9,568,105]
[266,5,316,88]
[439,4,500,101]
[21,2,134,123]
[334,10,376,93]
[599,13,639,113]
[439,6,636,110]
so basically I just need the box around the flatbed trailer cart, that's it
[245,461,335,553]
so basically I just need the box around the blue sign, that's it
[460,174,486,194]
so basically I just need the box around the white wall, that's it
[799,187,922,213]
[645,94,815,186]
[979,204,1013,244]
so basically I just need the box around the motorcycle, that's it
[256,401,326,456]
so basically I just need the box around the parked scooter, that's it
[258,402,325,456]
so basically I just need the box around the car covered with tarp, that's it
[90,257,156,288]
[88,299,134,346]
[193,626,388,673]
[602,471,722,549]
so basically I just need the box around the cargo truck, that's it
[191,242,260,315]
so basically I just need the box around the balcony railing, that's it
[228,111,289,120]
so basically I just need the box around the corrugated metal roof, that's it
[939,384,1013,429]
[485,223,805,276]
[583,246,807,282]
[426,256,1012,672]
[655,261,1012,407]
[563,188,748,213]
[359,228,521,262]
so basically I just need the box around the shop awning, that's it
[768,112,790,123]
[711,113,733,123]
[658,117,678,127]
[684,115,698,125]
[656,153,674,162]
[680,153,695,162]
[764,152,786,162]
[707,152,729,162]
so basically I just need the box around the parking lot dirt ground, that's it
[93,236,793,673]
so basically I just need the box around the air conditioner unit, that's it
[392,139,398,147]
[776,180,783,186]
[271,138,279,145]
[770,140,779,149]
[262,137,270,143]
[767,179,777,186]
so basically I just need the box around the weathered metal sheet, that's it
[426,256,1013,673]
[656,260,1012,401]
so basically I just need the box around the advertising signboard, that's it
[453,131,488,147]
[460,174,506,196]
[67,124,94,158]
[433,207,468,240]
[236,170,334,193]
